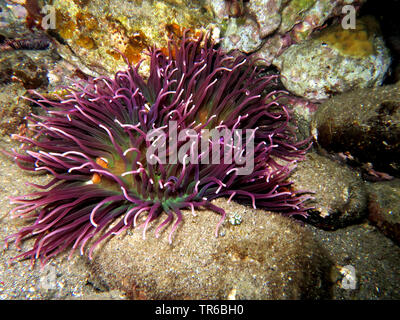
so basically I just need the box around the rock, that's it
[276,17,391,100]
[312,82,400,177]
[290,153,368,229]
[222,17,263,53]
[367,179,400,245]
[209,0,229,20]
[0,82,30,137]
[244,0,366,42]
[48,0,216,77]
[248,0,366,66]
[252,33,292,66]
[0,51,50,90]
[307,222,400,299]
[89,198,332,299]
[0,48,60,137]
[277,0,365,41]
[246,0,282,38]
[287,97,319,141]
[42,0,367,76]
[279,0,324,35]
[0,1,29,36]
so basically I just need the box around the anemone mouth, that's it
[4,30,311,266]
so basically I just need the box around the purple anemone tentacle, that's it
[4,31,312,265]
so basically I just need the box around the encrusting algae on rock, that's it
[275,16,391,100]
[316,16,380,58]
[49,0,215,77]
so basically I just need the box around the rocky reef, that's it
[5,0,366,80]
[45,0,216,76]
[276,17,391,100]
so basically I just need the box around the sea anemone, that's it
[5,31,311,266]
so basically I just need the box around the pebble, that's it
[290,152,368,230]
[367,179,400,245]
[312,81,400,176]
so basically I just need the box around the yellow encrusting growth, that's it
[317,16,380,58]
[76,35,96,49]
[51,0,214,76]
